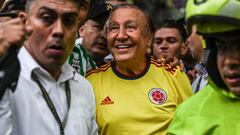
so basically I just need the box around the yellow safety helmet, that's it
[186,0,240,36]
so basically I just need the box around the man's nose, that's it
[52,19,64,38]
[116,27,127,41]
[159,40,168,49]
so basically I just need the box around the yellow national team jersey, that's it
[86,58,193,135]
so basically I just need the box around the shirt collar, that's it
[18,47,42,80]
[195,62,208,75]
[18,47,76,84]
[209,78,240,99]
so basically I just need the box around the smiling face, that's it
[24,0,79,78]
[106,7,151,65]
[216,34,240,95]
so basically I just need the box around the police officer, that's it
[168,0,240,134]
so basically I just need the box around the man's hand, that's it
[187,68,198,83]
[0,17,26,57]
[156,56,183,70]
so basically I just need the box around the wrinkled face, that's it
[188,25,204,61]
[25,0,79,73]
[78,0,91,26]
[81,19,109,61]
[153,28,184,59]
[106,7,151,63]
[216,34,240,95]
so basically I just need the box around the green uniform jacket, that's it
[168,79,240,135]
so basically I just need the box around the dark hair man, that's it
[0,0,98,134]
[153,20,188,60]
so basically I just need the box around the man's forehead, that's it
[156,28,181,36]
[217,34,240,44]
[109,16,144,26]
[109,18,140,24]
[110,8,145,21]
[30,0,79,12]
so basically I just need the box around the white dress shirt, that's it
[0,47,98,135]
[0,90,12,135]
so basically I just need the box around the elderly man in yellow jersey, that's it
[86,3,193,135]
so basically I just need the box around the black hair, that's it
[105,0,126,2]
[155,19,187,42]
[25,0,83,11]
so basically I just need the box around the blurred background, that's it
[0,0,187,27]
[127,0,186,26]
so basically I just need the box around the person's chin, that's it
[228,85,240,96]
[93,50,108,57]
[159,53,170,59]
[114,55,132,63]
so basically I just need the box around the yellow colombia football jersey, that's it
[86,58,193,135]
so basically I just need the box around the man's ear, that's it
[78,24,85,37]
[181,41,189,55]
[18,11,27,24]
[18,11,33,38]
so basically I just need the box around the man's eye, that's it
[216,43,227,51]
[216,39,227,51]
[64,17,76,26]
[81,4,89,10]
[126,25,137,32]
[41,14,53,23]
[166,37,177,43]
[93,25,102,31]
[154,39,163,45]
[79,1,89,10]
[126,25,135,29]
[108,25,119,32]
